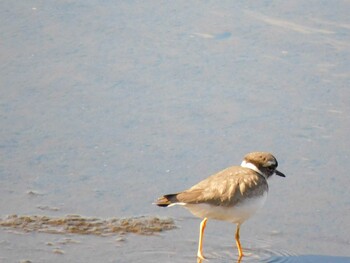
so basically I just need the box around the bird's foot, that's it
[197,252,206,260]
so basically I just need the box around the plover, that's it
[156,152,285,259]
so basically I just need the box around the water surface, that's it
[1,1,350,262]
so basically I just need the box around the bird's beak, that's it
[275,169,286,177]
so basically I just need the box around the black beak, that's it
[275,169,286,177]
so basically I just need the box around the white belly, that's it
[184,193,267,224]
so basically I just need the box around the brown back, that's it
[176,166,268,207]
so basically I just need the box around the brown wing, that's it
[176,166,268,207]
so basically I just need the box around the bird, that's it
[155,152,285,260]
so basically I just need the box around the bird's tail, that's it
[155,194,179,207]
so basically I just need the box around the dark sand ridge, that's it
[0,214,176,236]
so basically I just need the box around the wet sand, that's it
[0,214,175,236]
[1,1,350,262]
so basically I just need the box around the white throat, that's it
[241,160,265,178]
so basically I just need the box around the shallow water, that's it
[1,1,350,262]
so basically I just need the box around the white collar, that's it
[241,160,266,178]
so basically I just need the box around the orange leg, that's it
[235,224,243,259]
[197,218,208,259]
